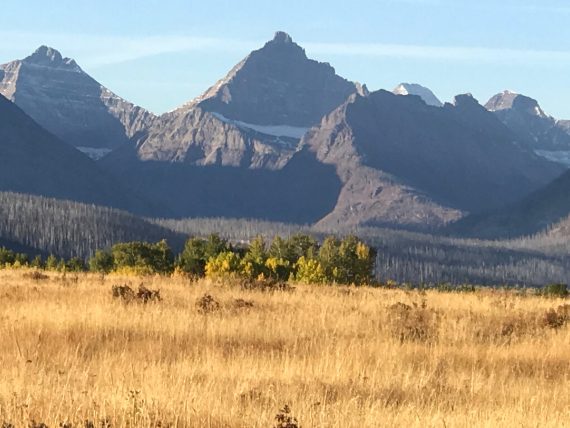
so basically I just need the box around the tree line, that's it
[0,234,376,286]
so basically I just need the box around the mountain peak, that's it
[272,31,294,44]
[25,45,63,65]
[393,83,443,107]
[485,91,546,117]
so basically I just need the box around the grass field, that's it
[1,270,570,427]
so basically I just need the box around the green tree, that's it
[240,236,268,279]
[0,247,16,266]
[89,250,114,273]
[45,254,59,271]
[268,236,294,262]
[287,234,318,261]
[204,234,229,260]
[66,257,86,272]
[318,236,342,283]
[30,255,44,269]
[111,240,174,275]
[177,237,207,276]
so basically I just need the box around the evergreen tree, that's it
[177,237,207,276]
[89,250,114,273]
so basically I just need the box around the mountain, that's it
[0,93,147,211]
[393,83,443,107]
[112,31,365,169]
[301,90,563,230]
[485,91,570,165]
[449,168,570,239]
[99,32,360,222]
[0,192,184,258]
[0,46,155,156]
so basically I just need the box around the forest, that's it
[2,191,570,286]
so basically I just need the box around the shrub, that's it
[23,271,49,281]
[387,301,439,343]
[112,284,161,304]
[196,294,220,314]
[542,304,570,329]
[274,405,299,428]
[542,283,569,298]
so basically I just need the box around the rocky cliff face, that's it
[185,31,365,126]
[0,46,155,153]
[301,90,562,229]
[485,91,570,164]
[124,32,364,169]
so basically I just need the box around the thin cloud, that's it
[0,32,258,67]
[1,31,570,68]
[304,42,570,64]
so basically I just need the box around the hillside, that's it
[0,94,149,211]
[0,192,184,258]
[449,169,570,239]
[302,90,562,229]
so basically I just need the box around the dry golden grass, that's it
[1,269,570,427]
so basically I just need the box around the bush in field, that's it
[542,283,569,298]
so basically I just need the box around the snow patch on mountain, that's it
[393,83,443,107]
[212,112,309,139]
[77,147,113,160]
[534,150,570,167]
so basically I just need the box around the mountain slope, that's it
[302,90,563,229]
[485,91,570,165]
[393,83,443,107]
[0,192,184,258]
[449,169,570,239]
[0,94,147,211]
[0,46,155,154]
[114,32,365,169]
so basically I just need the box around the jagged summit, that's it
[452,93,478,106]
[21,45,80,70]
[183,31,361,127]
[26,46,63,63]
[485,91,546,117]
[392,83,443,107]
[272,31,294,44]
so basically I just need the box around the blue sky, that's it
[1,0,569,117]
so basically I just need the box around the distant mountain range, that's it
[0,46,155,158]
[1,31,570,239]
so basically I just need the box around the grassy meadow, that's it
[1,269,570,427]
